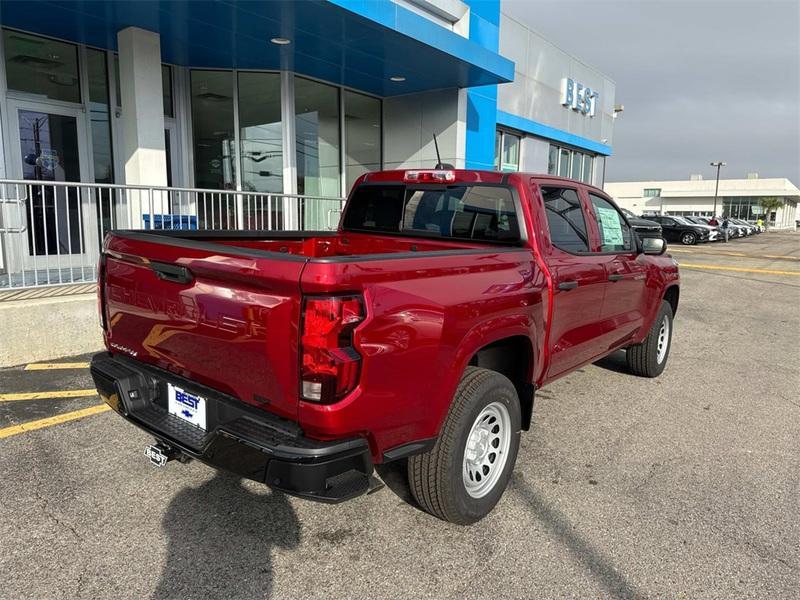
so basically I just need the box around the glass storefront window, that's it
[191,70,235,190]
[238,72,282,194]
[3,30,81,103]
[500,132,520,171]
[548,144,558,175]
[494,131,502,170]
[571,152,583,181]
[550,143,595,183]
[295,76,341,197]
[162,65,174,118]
[344,90,381,190]
[18,110,83,255]
[558,148,570,178]
[494,130,521,172]
[86,49,113,183]
[582,154,592,183]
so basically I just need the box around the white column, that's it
[117,27,167,227]
[280,70,299,229]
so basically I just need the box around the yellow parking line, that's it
[763,254,800,260]
[0,389,98,402]
[669,248,800,261]
[0,404,110,440]
[24,362,90,371]
[669,248,748,257]
[679,263,800,276]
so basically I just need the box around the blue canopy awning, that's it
[0,0,514,96]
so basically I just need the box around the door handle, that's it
[151,261,193,284]
[608,274,624,282]
[557,280,579,291]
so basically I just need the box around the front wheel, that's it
[408,367,521,525]
[680,232,697,245]
[626,300,674,377]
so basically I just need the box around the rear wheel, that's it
[627,300,673,377]
[408,367,521,525]
[680,232,697,245]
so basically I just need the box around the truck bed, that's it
[114,229,489,260]
[100,228,532,442]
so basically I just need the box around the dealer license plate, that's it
[167,384,206,430]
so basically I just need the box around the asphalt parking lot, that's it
[1,231,798,599]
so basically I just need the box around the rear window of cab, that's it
[342,184,521,244]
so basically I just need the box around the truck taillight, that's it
[404,170,455,183]
[300,295,365,403]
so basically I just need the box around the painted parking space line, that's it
[24,362,90,371]
[669,248,748,257]
[678,263,800,276]
[0,404,110,440]
[0,389,98,402]
[669,248,800,261]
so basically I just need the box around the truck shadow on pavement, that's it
[511,474,645,600]
[592,350,631,375]
[152,473,300,600]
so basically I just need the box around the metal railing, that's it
[0,179,345,290]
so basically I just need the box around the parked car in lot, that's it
[91,169,680,524]
[684,216,726,241]
[732,218,758,235]
[620,208,663,239]
[721,218,747,238]
[646,215,713,245]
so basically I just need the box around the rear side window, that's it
[341,185,405,233]
[541,187,589,253]
[588,193,633,252]
[343,184,521,243]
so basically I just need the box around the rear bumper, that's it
[90,352,373,503]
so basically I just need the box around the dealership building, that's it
[0,0,616,365]
[605,175,799,228]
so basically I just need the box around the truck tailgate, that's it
[102,232,306,420]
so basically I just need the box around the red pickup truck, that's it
[91,169,679,524]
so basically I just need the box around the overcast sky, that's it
[502,0,800,183]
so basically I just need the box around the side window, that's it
[588,193,633,252]
[541,186,590,253]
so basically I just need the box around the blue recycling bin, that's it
[142,214,198,230]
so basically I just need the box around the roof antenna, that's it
[433,133,454,170]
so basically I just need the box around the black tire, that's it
[408,367,521,525]
[627,300,673,377]
[680,232,697,245]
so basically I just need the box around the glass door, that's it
[7,99,91,274]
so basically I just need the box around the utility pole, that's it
[710,161,726,216]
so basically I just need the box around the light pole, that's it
[710,161,726,216]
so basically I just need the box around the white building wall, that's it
[497,13,615,147]
[383,88,463,170]
[605,178,800,227]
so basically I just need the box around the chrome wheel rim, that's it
[463,402,511,499]
[682,233,694,244]
[656,315,670,364]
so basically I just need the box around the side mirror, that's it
[641,237,667,256]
